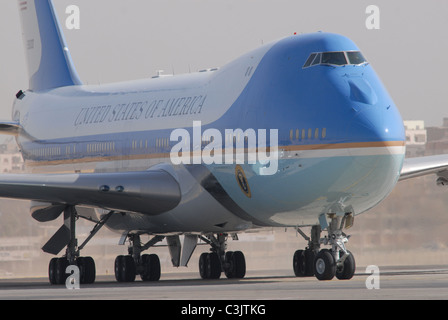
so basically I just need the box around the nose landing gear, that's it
[294,213,356,281]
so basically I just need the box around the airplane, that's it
[1,0,448,285]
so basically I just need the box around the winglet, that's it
[18,0,82,91]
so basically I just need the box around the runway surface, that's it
[0,266,447,300]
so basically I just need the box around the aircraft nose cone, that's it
[347,103,405,144]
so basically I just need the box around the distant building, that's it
[0,138,24,173]
[426,118,448,156]
[404,120,427,158]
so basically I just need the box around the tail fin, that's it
[18,0,82,91]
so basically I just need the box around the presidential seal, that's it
[235,165,251,198]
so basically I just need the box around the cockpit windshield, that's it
[303,51,367,68]
[322,52,347,66]
[346,51,367,65]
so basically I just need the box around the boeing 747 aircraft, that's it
[1,0,448,284]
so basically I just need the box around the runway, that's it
[0,266,447,300]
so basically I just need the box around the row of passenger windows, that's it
[29,147,62,157]
[29,142,115,158]
[289,128,327,141]
[87,142,116,153]
[31,129,328,158]
[303,51,367,68]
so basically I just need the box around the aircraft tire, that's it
[206,252,221,279]
[231,251,246,279]
[199,252,222,279]
[140,254,161,281]
[293,250,306,277]
[49,257,72,285]
[115,255,136,282]
[314,249,336,281]
[199,252,208,279]
[77,256,96,284]
[225,251,246,279]
[335,251,356,280]
[48,257,58,285]
[293,249,315,277]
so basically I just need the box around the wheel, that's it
[232,251,246,279]
[314,249,336,281]
[293,250,306,277]
[48,258,58,285]
[115,255,136,282]
[77,256,96,284]
[141,254,161,281]
[199,252,208,279]
[123,255,136,282]
[293,249,315,277]
[114,255,124,282]
[206,252,221,279]
[225,251,246,279]
[224,252,235,278]
[336,251,356,280]
[199,252,221,279]
[55,257,69,285]
[304,249,315,276]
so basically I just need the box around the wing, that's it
[0,168,181,221]
[399,154,448,183]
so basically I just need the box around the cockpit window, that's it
[303,51,368,68]
[303,53,317,68]
[321,52,347,66]
[346,51,367,65]
[311,53,321,66]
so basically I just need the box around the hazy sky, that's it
[1,0,447,126]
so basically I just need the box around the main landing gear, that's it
[198,233,246,280]
[114,234,163,282]
[47,206,112,285]
[293,213,356,281]
[46,206,162,285]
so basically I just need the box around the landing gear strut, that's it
[198,233,246,280]
[294,213,356,281]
